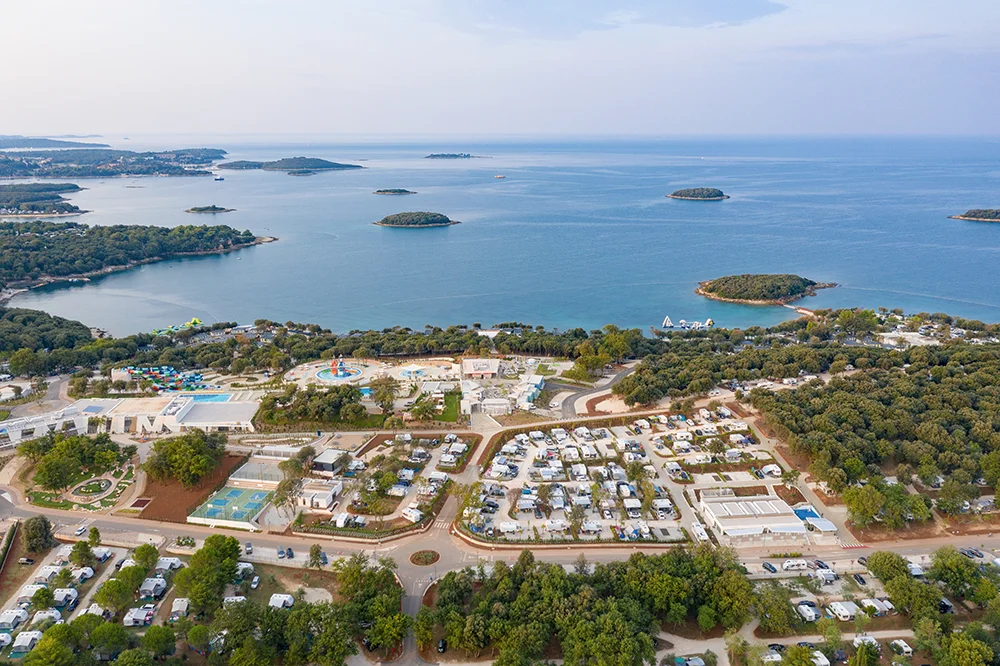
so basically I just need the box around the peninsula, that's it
[667,187,729,200]
[950,209,1000,222]
[374,212,459,228]
[0,183,85,217]
[0,134,109,149]
[697,273,835,305]
[0,220,274,293]
[217,157,363,173]
[373,189,417,195]
[186,205,235,214]
[0,148,224,178]
[424,153,484,159]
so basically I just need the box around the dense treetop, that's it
[700,274,820,302]
[142,429,226,488]
[0,183,84,215]
[186,205,234,213]
[0,219,258,288]
[374,189,416,195]
[217,157,362,172]
[374,212,457,227]
[668,187,728,199]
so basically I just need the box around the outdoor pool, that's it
[188,394,233,402]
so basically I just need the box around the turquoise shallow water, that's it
[9,136,1000,335]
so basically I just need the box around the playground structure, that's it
[114,366,221,392]
[316,359,364,382]
[284,358,459,391]
[150,318,204,337]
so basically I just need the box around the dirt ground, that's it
[138,455,246,523]
[774,485,807,505]
[846,518,945,542]
[0,529,44,605]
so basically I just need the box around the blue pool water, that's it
[793,507,820,520]
[189,394,233,403]
[11,136,1000,333]
[359,387,373,397]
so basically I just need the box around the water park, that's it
[112,366,222,392]
[150,318,204,337]
[284,358,459,390]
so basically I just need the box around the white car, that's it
[74,526,87,536]
[250,576,260,590]
[549,401,559,408]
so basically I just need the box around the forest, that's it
[0,220,258,288]
[668,187,727,199]
[957,209,1000,220]
[700,274,819,302]
[374,212,457,227]
[421,547,753,666]
[750,344,1000,514]
[0,183,84,215]
[0,148,224,178]
[217,157,362,171]
[142,430,227,488]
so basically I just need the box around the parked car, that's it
[798,600,817,608]
[853,573,867,586]
[75,526,87,536]
[858,556,868,567]
[278,548,285,559]
[250,576,260,590]
[437,639,447,653]
[245,542,253,555]
[319,551,328,566]
[762,562,777,574]
[768,644,786,653]
[286,547,294,559]
[602,509,613,520]
[17,558,34,565]
[814,560,829,569]
[797,642,816,649]
[970,547,985,558]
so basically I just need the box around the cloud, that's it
[427,0,788,38]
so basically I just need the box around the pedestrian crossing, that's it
[839,540,866,549]
[433,519,451,529]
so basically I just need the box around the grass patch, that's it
[0,409,9,422]
[409,550,440,566]
[28,492,76,510]
[536,364,557,377]
[438,393,460,422]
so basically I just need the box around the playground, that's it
[115,366,222,392]
[284,358,459,391]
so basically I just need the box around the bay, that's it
[9,136,1000,336]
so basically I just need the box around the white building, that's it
[699,490,806,546]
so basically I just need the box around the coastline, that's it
[0,236,277,305]
[373,191,417,195]
[0,211,88,219]
[186,207,236,214]
[695,280,836,306]
[666,194,730,201]
[949,215,1000,222]
[373,221,460,228]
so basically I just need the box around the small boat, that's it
[705,318,714,327]
[661,315,673,328]
[494,174,505,179]
[214,175,225,181]
[679,319,688,329]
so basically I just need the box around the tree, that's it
[370,376,400,414]
[23,515,55,552]
[817,617,841,650]
[31,586,55,609]
[133,543,159,572]
[173,534,241,613]
[784,645,815,666]
[229,636,274,666]
[52,567,73,590]
[308,544,324,569]
[781,469,801,487]
[573,553,590,576]
[91,622,129,658]
[865,551,909,582]
[9,348,44,377]
[142,429,226,488]
[141,625,176,658]
[948,634,993,666]
[70,540,96,568]
[929,546,980,599]
[339,403,367,423]
[849,642,878,666]
[754,582,798,634]
[843,485,885,528]
[94,578,134,614]
[23,636,75,666]
[187,625,211,653]
[384,416,404,433]
[87,526,101,547]
[724,629,749,665]
[112,649,155,666]
[368,612,412,650]
[414,606,435,651]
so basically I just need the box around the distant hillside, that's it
[698,273,834,304]
[217,157,363,173]
[0,183,85,216]
[425,153,484,159]
[374,212,459,228]
[667,188,729,200]
[0,135,109,149]
[374,189,416,195]
[0,148,224,178]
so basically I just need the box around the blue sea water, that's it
[9,136,1000,336]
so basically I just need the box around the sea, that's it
[8,136,1000,337]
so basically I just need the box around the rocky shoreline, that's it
[0,236,277,303]
[695,280,836,305]
[667,194,730,201]
[949,215,1000,222]
[373,221,460,228]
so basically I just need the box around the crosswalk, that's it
[432,519,451,529]
[839,540,866,549]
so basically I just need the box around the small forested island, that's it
[186,205,235,214]
[217,157,363,174]
[950,209,1000,222]
[0,183,85,216]
[373,188,416,195]
[697,273,835,304]
[424,153,483,159]
[667,187,729,200]
[0,148,224,178]
[374,211,459,228]
[0,134,109,149]
[0,220,273,291]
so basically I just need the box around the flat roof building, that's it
[699,489,806,547]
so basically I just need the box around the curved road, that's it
[548,362,637,419]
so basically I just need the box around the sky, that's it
[3,0,999,136]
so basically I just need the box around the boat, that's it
[679,319,688,329]
[661,315,673,328]
[494,174,506,179]
[705,318,714,327]
[214,175,225,181]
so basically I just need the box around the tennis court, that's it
[189,486,273,525]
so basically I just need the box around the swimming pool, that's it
[188,394,233,403]
[359,387,373,397]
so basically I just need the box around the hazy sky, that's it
[4,0,999,136]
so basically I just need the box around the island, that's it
[424,153,484,159]
[0,219,275,293]
[216,157,363,174]
[0,135,109,149]
[186,205,235,214]
[696,273,835,305]
[373,212,459,228]
[0,183,85,217]
[373,189,417,195]
[949,209,1000,222]
[0,148,224,178]
[667,187,729,200]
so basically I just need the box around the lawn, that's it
[27,491,76,510]
[439,393,460,422]
[0,409,9,422]
[536,364,557,377]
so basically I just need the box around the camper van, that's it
[782,559,809,571]
[796,604,820,622]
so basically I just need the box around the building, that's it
[11,631,43,657]
[53,588,78,608]
[699,490,807,546]
[297,480,342,511]
[311,449,348,477]
[461,358,500,379]
[123,606,156,627]
[17,584,46,605]
[32,609,61,625]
